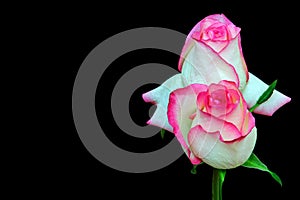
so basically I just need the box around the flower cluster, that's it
[143,14,291,169]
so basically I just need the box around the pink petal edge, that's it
[167,84,207,164]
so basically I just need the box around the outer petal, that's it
[167,84,208,164]
[191,109,242,142]
[178,17,205,72]
[219,35,249,89]
[178,33,195,72]
[203,40,228,53]
[142,74,187,132]
[188,125,257,169]
[242,73,291,116]
[181,40,239,86]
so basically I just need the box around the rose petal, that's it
[242,73,291,116]
[188,125,257,169]
[142,74,187,132]
[180,40,239,86]
[203,40,228,53]
[203,83,228,117]
[178,35,195,72]
[191,109,242,142]
[167,84,208,164]
[219,36,249,89]
[200,14,240,38]
[226,23,241,39]
[220,96,244,130]
[178,18,210,71]
[241,111,255,136]
[218,80,238,89]
[218,81,254,135]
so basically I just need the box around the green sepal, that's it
[160,129,165,139]
[190,162,204,175]
[242,153,282,186]
[191,164,198,175]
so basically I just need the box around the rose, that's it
[178,14,249,89]
[178,13,291,116]
[142,13,291,168]
[167,81,256,168]
[192,14,241,52]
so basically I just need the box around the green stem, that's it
[212,168,226,200]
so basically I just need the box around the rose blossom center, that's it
[208,89,227,107]
[197,84,240,117]
[202,24,228,41]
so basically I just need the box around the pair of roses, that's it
[143,14,291,169]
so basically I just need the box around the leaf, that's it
[249,79,277,112]
[257,79,277,104]
[242,153,282,186]
[160,129,165,139]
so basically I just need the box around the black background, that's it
[16,1,299,199]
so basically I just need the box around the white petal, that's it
[219,36,248,90]
[142,74,187,132]
[188,126,257,169]
[181,40,239,86]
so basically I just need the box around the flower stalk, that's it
[212,168,226,200]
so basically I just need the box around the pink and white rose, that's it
[167,81,256,168]
[142,14,291,169]
[178,14,248,89]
